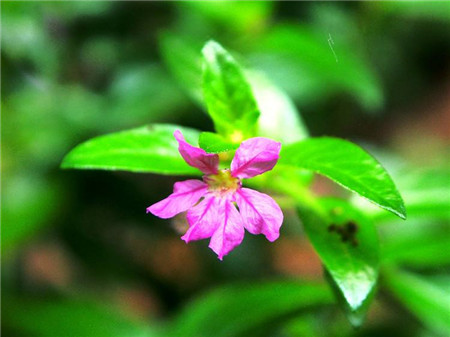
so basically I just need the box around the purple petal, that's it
[208,199,245,260]
[231,137,281,178]
[147,179,207,219]
[234,188,283,242]
[182,195,220,243]
[174,130,219,175]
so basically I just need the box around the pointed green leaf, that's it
[198,132,238,153]
[61,124,201,175]
[166,281,332,337]
[324,268,376,327]
[298,198,379,311]
[281,137,406,219]
[202,40,259,139]
[384,269,450,336]
[159,36,310,144]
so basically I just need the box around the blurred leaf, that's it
[281,138,406,219]
[165,281,333,337]
[249,25,383,110]
[183,1,273,34]
[42,1,112,21]
[2,175,62,252]
[4,84,108,169]
[384,269,450,336]
[281,314,323,337]
[202,40,259,139]
[199,132,238,153]
[372,167,450,222]
[298,198,379,311]
[373,1,450,21]
[1,2,60,78]
[4,297,156,337]
[427,274,450,294]
[61,124,201,175]
[379,219,450,267]
[159,32,204,105]
[247,71,309,144]
[107,64,189,128]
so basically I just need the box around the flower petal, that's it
[174,130,219,175]
[231,137,281,178]
[147,179,207,219]
[182,195,220,243]
[208,199,245,260]
[234,187,283,241]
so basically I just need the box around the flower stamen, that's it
[204,169,240,196]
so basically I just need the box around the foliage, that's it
[2,2,449,337]
[59,37,406,331]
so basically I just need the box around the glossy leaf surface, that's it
[282,137,406,219]
[202,40,259,138]
[298,198,379,310]
[61,124,201,175]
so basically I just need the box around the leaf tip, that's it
[202,39,222,53]
[60,154,73,170]
[395,203,407,220]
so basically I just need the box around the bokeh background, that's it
[2,1,449,336]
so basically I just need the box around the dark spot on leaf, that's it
[328,221,359,245]
[346,221,358,233]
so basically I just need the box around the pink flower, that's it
[147,130,283,260]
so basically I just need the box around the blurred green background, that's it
[2,1,449,337]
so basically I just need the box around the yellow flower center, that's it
[229,130,244,144]
[205,169,240,195]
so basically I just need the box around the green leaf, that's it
[298,198,380,311]
[384,269,450,336]
[3,297,157,337]
[324,268,376,327]
[247,71,309,144]
[61,124,201,175]
[198,132,239,153]
[159,36,310,144]
[281,137,406,219]
[202,40,260,139]
[166,281,333,337]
